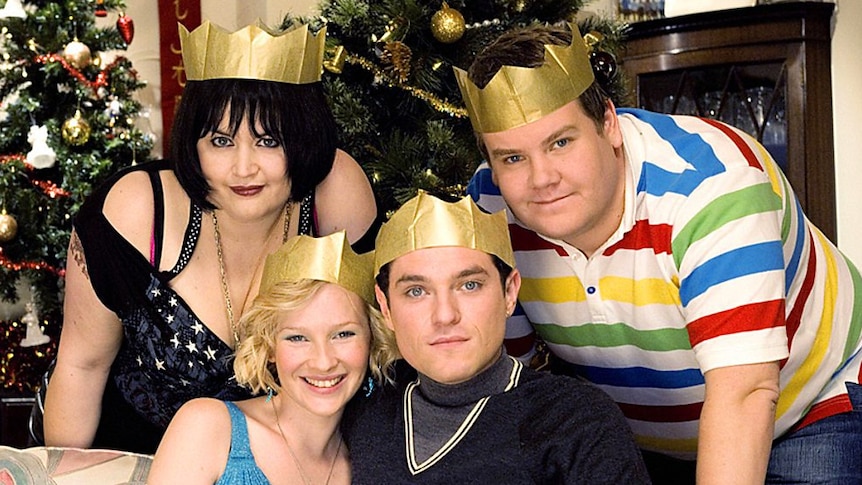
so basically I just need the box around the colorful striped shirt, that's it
[467,108,862,460]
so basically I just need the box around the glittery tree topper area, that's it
[0,0,155,392]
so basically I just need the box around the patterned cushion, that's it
[0,446,151,484]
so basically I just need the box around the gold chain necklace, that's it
[213,202,293,344]
[271,396,342,485]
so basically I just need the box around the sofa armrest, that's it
[0,445,152,484]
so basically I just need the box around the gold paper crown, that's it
[179,20,325,84]
[453,23,594,133]
[259,231,375,305]
[374,191,515,276]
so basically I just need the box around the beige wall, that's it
[202,0,318,30]
[125,0,860,265]
[830,0,862,267]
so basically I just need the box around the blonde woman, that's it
[149,232,386,485]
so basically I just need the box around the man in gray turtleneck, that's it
[343,191,650,484]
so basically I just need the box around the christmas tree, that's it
[0,0,154,392]
[303,0,629,216]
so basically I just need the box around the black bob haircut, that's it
[170,78,338,211]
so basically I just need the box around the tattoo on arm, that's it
[69,231,90,281]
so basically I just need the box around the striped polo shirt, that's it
[468,108,862,460]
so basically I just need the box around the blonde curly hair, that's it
[367,296,400,382]
[233,279,394,394]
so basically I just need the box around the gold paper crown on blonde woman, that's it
[453,23,594,133]
[374,191,515,276]
[179,20,326,84]
[259,231,375,305]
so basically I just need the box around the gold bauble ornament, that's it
[431,2,465,44]
[62,109,91,145]
[63,40,91,69]
[0,210,18,243]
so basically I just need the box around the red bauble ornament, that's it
[117,12,134,44]
[94,0,107,17]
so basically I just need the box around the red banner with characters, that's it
[158,0,201,155]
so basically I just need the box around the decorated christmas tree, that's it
[305,0,629,215]
[0,0,154,392]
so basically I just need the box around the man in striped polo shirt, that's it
[456,22,862,485]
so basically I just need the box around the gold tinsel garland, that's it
[343,51,468,118]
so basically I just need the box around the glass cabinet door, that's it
[637,63,788,171]
[621,1,836,240]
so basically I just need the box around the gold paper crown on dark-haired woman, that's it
[178,20,326,84]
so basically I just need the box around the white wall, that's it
[101,2,162,155]
[830,0,862,267]
[126,0,860,265]
[201,0,318,30]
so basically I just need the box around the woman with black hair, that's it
[42,20,379,454]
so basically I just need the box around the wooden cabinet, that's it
[620,2,836,240]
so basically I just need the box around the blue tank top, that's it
[215,401,271,485]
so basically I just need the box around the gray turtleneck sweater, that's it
[344,351,650,484]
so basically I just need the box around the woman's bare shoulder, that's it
[149,397,230,484]
[170,397,233,435]
[101,169,188,255]
[314,149,376,242]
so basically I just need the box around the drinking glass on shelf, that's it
[697,91,735,124]
[660,93,696,115]
[618,0,665,22]
[762,92,787,170]
[734,86,771,138]
[734,101,757,138]
[700,91,722,119]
